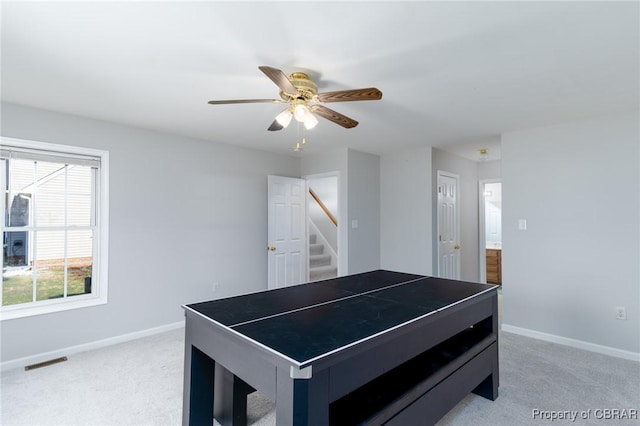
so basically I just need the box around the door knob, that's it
[268,246,276,251]
[453,244,461,250]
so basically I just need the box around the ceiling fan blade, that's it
[316,87,382,103]
[268,120,284,131]
[258,66,298,96]
[208,99,284,105]
[310,105,358,129]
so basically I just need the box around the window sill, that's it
[0,294,107,321]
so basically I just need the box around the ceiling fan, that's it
[208,66,383,131]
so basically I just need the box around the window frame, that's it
[1,137,109,321]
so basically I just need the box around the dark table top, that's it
[184,270,496,364]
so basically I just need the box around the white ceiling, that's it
[2,2,638,159]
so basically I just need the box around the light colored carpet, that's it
[2,326,638,425]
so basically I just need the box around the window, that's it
[1,137,109,320]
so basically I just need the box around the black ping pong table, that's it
[182,270,499,425]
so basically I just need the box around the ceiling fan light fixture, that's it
[293,104,310,122]
[478,148,489,161]
[303,113,319,130]
[275,109,293,128]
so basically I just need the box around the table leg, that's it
[472,372,499,400]
[214,364,253,426]
[276,367,329,426]
[471,294,499,401]
[471,340,499,400]
[184,345,215,426]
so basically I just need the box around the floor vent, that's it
[25,356,68,371]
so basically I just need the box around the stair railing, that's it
[309,188,337,227]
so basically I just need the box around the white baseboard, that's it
[501,323,640,362]
[1,320,185,372]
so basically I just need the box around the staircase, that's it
[309,233,337,281]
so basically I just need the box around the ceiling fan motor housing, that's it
[280,72,318,103]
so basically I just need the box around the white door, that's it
[267,175,306,289]
[437,171,461,280]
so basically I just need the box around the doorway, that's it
[479,180,502,285]
[305,173,339,282]
[267,173,340,289]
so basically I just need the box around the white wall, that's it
[432,148,480,282]
[501,111,639,356]
[0,103,301,363]
[478,159,501,181]
[347,149,380,274]
[380,146,433,276]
